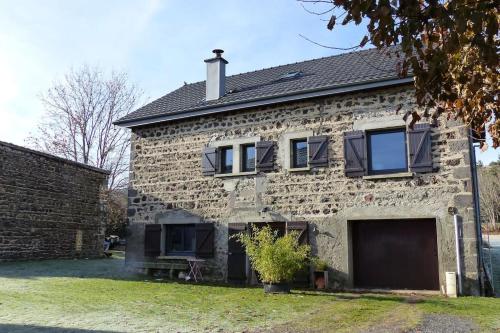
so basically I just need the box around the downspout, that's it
[468,129,484,295]
[453,214,463,295]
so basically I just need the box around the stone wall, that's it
[126,85,481,295]
[0,141,109,260]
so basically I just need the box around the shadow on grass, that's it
[291,290,408,302]
[0,254,259,289]
[0,324,120,333]
[0,253,140,281]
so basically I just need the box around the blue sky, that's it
[0,0,498,164]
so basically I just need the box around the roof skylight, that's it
[279,71,303,80]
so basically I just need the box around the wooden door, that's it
[227,223,247,284]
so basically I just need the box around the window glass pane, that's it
[292,139,308,168]
[368,130,407,173]
[220,147,233,173]
[242,144,255,172]
[184,226,196,252]
[167,225,196,254]
[170,227,183,252]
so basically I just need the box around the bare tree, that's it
[28,65,141,190]
[478,164,500,232]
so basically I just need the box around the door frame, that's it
[227,221,309,285]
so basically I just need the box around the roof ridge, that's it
[184,46,394,86]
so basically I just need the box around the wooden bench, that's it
[133,256,190,279]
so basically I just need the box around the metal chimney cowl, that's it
[204,49,228,101]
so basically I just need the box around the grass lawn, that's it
[0,253,499,333]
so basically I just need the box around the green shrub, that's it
[311,257,328,271]
[233,226,311,284]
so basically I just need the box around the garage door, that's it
[352,219,439,290]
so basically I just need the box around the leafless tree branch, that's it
[27,65,142,190]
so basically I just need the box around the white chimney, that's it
[204,49,227,101]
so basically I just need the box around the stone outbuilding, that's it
[0,141,109,260]
[115,47,485,295]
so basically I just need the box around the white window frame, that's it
[279,130,313,171]
[209,136,260,177]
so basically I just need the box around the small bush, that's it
[233,226,310,284]
[312,257,328,271]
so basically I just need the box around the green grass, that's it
[0,254,499,332]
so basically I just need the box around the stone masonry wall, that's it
[126,85,481,295]
[0,141,109,260]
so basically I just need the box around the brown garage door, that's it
[352,219,439,290]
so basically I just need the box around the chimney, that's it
[204,49,228,101]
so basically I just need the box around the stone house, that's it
[115,47,484,295]
[0,141,109,260]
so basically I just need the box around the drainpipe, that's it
[454,214,463,295]
[468,130,484,295]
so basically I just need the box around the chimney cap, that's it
[213,49,224,57]
[204,49,228,64]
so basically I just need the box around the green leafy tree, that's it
[301,0,499,148]
[233,226,311,284]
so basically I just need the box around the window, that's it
[219,146,233,174]
[367,129,408,174]
[166,224,195,255]
[291,138,308,168]
[241,144,256,172]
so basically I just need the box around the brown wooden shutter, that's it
[202,147,217,176]
[344,130,366,177]
[408,123,433,173]
[286,221,309,244]
[195,223,215,258]
[308,135,329,167]
[256,141,275,172]
[144,224,161,257]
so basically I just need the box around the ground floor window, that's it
[166,224,196,255]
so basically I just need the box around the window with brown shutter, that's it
[367,128,408,174]
[202,147,217,176]
[144,224,161,257]
[256,141,275,172]
[344,130,367,177]
[408,123,433,173]
[308,135,329,167]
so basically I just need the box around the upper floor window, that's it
[219,146,233,174]
[241,144,256,172]
[291,138,308,168]
[367,129,407,174]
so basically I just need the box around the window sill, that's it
[363,172,413,180]
[288,167,310,172]
[214,171,257,178]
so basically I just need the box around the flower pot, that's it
[263,282,291,294]
[314,270,329,289]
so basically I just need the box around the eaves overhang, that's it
[114,76,414,128]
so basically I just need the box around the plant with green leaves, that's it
[312,257,329,271]
[234,226,311,284]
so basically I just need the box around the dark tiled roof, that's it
[116,46,409,126]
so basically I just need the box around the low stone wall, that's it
[0,141,109,260]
